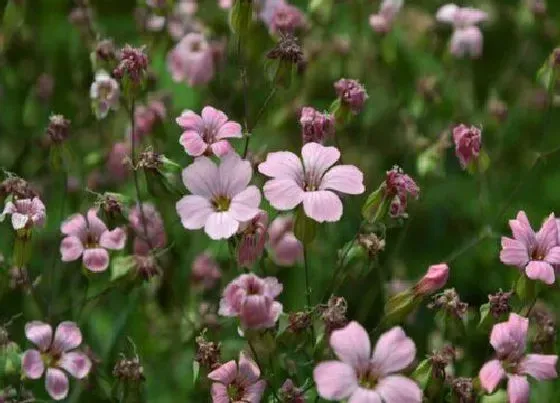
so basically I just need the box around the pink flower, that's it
[128,203,167,255]
[300,107,335,145]
[167,33,214,86]
[176,153,261,240]
[268,3,307,35]
[90,70,119,119]
[436,4,487,58]
[280,378,305,402]
[113,45,149,85]
[208,351,266,402]
[414,263,449,295]
[106,142,130,182]
[258,142,365,223]
[479,313,557,403]
[385,166,420,218]
[313,321,422,402]
[191,253,222,290]
[131,99,166,140]
[267,215,303,266]
[237,211,269,269]
[60,209,127,272]
[1,197,46,230]
[369,0,403,33]
[500,211,560,285]
[218,0,232,9]
[334,78,369,115]
[21,321,92,401]
[176,106,242,157]
[219,273,283,329]
[452,124,482,168]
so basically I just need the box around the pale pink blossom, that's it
[258,142,365,223]
[479,313,557,403]
[22,321,92,401]
[267,215,303,266]
[131,99,166,139]
[176,106,242,157]
[452,124,482,168]
[1,197,46,230]
[436,4,488,58]
[208,351,266,402]
[167,33,214,86]
[369,0,404,33]
[192,253,222,290]
[219,273,283,329]
[128,203,167,255]
[90,70,119,119]
[176,153,261,240]
[300,107,334,144]
[106,142,130,182]
[268,3,307,35]
[60,209,127,272]
[500,211,560,285]
[414,263,449,295]
[313,321,422,402]
[237,211,269,269]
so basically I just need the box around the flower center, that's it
[42,352,61,368]
[86,232,99,249]
[358,369,379,390]
[227,384,242,400]
[212,195,231,212]
[531,247,545,261]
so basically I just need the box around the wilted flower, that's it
[191,253,222,290]
[46,115,71,144]
[452,124,481,168]
[129,203,167,255]
[450,377,475,403]
[176,106,242,157]
[60,209,127,272]
[299,107,335,144]
[500,211,560,285]
[429,288,468,319]
[107,142,130,182]
[385,166,420,218]
[319,295,348,334]
[22,321,92,401]
[218,273,283,329]
[288,311,312,333]
[413,263,449,295]
[167,33,214,86]
[279,379,305,402]
[113,353,144,382]
[313,321,422,402]
[334,78,368,115]
[95,39,116,63]
[1,197,46,230]
[268,3,307,35]
[238,211,269,269]
[208,352,266,403]
[259,142,365,222]
[176,153,261,240]
[113,45,149,86]
[90,70,119,119]
[266,32,304,65]
[436,4,488,58]
[479,313,558,402]
[0,176,37,200]
[357,233,386,258]
[195,333,221,370]
[488,290,513,319]
[369,0,403,33]
[267,215,303,266]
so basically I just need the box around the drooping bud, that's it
[266,33,305,88]
[299,106,335,144]
[332,78,368,118]
[413,263,449,296]
[237,211,268,268]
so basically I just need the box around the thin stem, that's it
[242,86,277,158]
[303,245,316,347]
[247,339,280,402]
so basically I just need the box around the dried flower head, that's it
[0,176,37,200]
[319,295,348,334]
[288,311,312,333]
[138,149,163,171]
[428,288,468,319]
[279,378,305,403]
[450,377,475,403]
[113,354,144,382]
[488,290,513,318]
[429,344,456,379]
[385,165,420,218]
[357,233,386,258]
[266,33,304,65]
[46,115,71,144]
[95,39,116,62]
[113,45,149,86]
[195,333,221,370]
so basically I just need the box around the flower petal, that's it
[545,246,560,265]
[45,368,69,401]
[263,179,305,211]
[243,379,267,403]
[210,140,233,157]
[313,361,358,400]
[536,214,557,254]
[347,387,382,403]
[12,213,28,230]
[210,383,230,403]
[320,165,365,195]
[176,109,203,130]
[371,326,416,375]
[61,214,87,237]
[86,209,108,237]
[302,142,340,181]
[216,121,242,139]
[330,321,371,370]
[83,248,110,272]
[460,7,488,25]
[519,354,558,380]
[180,130,207,157]
[435,4,458,23]
[238,351,261,385]
[52,322,82,353]
[500,237,529,267]
[204,212,239,240]
[202,106,228,128]
[509,211,536,251]
[59,351,92,379]
[229,186,261,222]
[176,195,214,230]
[99,228,127,250]
[22,349,44,379]
[375,375,422,403]
[507,375,530,403]
[25,321,53,351]
[218,153,252,197]
[525,260,555,285]
[182,156,220,198]
[302,190,343,222]
[208,360,237,384]
[479,359,505,393]
[258,151,304,182]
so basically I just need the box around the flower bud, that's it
[414,263,449,295]
[113,45,149,95]
[229,0,253,37]
[452,124,481,169]
[333,78,368,116]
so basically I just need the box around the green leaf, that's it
[110,256,136,281]
[192,360,200,385]
[2,0,25,47]
[515,274,536,304]
[411,359,432,389]
[294,205,317,245]
[481,389,508,403]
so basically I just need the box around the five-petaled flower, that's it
[22,321,92,401]
[1,197,46,230]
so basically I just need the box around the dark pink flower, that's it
[259,142,365,223]
[334,78,369,115]
[452,124,481,168]
[128,203,167,255]
[167,33,214,86]
[176,106,242,157]
[385,166,420,218]
[267,215,303,266]
[208,352,266,403]
[1,197,46,230]
[479,313,557,403]
[192,253,222,290]
[414,263,449,295]
[60,209,127,272]
[313,321,422,402]
[300,107,335,145]
[219,274,283,329]
[21,321,92,401]
[500,211,560,285]
[237,211,269,269]
[113,45,149,85]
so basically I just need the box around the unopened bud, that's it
[414,263,449,296]
[333,78,368,116]
[300,107,334,145]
